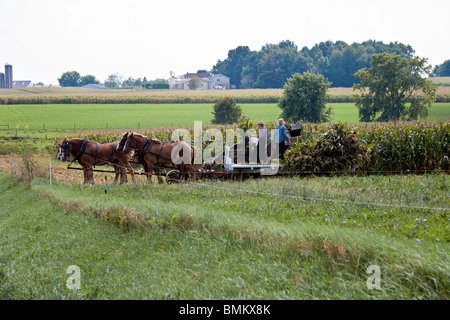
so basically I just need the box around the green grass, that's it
[1,103,449,133]
[1,173,448,299]
[430,77,450,86]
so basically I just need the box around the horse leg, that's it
[89,164,95,185]
[187,165,196,181]
[79,160,88,184]
[119,166,127,184]
[142,162,148,184]
[153,165,164,184]
[113,165,120,184]
[125,162,135,183]
[146,162,153,184]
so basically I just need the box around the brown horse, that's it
[57,135,135,185]
[123,132,197,184]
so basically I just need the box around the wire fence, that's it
[53,159,450,213]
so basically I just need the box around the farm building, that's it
[0,64,32,89]
[82,83,107,89]
[13,80,32,88]
[168,72,230,90]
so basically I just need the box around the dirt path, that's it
[0,154,152,185]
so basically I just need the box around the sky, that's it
[0,0,448,86]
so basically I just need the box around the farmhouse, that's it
[168,72,230,90]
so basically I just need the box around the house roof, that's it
[82,84,107,89]
[13,81,31,88]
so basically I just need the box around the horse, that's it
[122,132,197,184]
[57,135,135,185]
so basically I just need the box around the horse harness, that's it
[137,138,172,166]
[69,139,116,167]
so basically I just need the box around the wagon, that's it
[195,121,303,181]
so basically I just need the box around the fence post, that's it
[104,163,108,202]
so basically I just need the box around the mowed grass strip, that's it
[25,173,450,299]
[1,103,449,131]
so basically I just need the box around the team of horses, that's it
[57,132,197,185]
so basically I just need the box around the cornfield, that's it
[53,120,450,174]
[2,87,449,104]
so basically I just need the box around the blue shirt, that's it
[275,124,289,143]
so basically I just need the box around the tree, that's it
[433,60,450,77]
[278,72,332,123]
[211,97,242,125]
[80,75,100,86]
[58,71,81,87]
[353,53,437,122]
[104,73,124,88]
[188,76,201,90]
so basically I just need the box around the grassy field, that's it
[0,172,448,299]
[430,77,450,86]
[1,103,449,133]
[0,87,449,301]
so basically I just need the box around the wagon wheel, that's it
[166,170,182,184]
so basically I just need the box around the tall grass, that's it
[24,173,450,299]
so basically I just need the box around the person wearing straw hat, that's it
[257,121,267,139]
[275,118,289,160]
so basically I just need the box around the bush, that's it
[284,122,369,174]
[211,97,242,125]
[279,72,332,123]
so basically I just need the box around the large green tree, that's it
[353,53,437,122]
[80,75,100,86]
[278,72,332,123]
[433,60,450,77]
[58,71,81,87]
[212,40,415,89]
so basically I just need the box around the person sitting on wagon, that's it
[275,118,289,160]
[256,121,268,163]
[257,121,267,140]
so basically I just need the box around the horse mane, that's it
[130,132,147,139]
[131,132,161,144]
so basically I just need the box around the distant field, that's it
[430,77,450,86]
[0,103,449,133]
[1,87,449,104]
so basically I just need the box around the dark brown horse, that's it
[57,135,135,185]
[123,132,197,184]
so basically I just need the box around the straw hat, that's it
[257,121,264,126]
[278,118,285,125]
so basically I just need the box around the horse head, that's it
[57,138,71,161]
[117,131,129,152]
[123,132,135,154]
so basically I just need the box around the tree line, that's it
[57,71,168,89]
[212,40,436,88]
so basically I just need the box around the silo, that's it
[5,63,13,89]
[0,72,4,88]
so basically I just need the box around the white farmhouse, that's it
[168,72,230,90]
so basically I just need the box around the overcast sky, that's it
[0,0,448,85]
